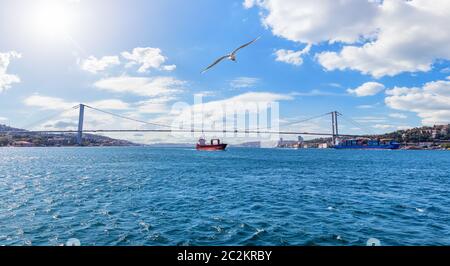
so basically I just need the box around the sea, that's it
[0,147,449,246]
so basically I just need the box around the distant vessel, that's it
[196,138,227,151]
[334,138,400,150]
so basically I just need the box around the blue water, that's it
[1,147,450,246]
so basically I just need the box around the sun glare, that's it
[28,1,75,38]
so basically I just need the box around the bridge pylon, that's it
[331,111,339,145]
[77,104,85,146]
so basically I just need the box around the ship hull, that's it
[196,144,227,151]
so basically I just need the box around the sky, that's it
[0,0,449,143]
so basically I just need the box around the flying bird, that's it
[202,36,261,73]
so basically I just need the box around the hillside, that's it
[0,124,24,132]
[291,124,450,149]
[366,124,450,143]
[0,124,138,147]
[302,124,450,144]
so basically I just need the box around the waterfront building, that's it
[13,141,33,147]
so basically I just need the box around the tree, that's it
[0,136,9,146]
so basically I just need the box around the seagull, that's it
[201,36,261,73]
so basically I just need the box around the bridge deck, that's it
[3,129,360,137]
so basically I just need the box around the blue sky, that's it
[0,0,449,143]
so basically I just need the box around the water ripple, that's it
[0,147,449,245]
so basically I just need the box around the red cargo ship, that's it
[196,138,227,151]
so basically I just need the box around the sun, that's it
[29,1,75,38]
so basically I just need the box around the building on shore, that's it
[12,141,33,147]
[318,143,329,149]
[277,136,304,149]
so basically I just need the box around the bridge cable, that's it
[337,113,375,135]
[20,105,80,131]
[83,105,173,129]
[221,112,332,133]
[281,112,332,128]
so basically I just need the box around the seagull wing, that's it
[201,55,230,73]
[231,36,261,55]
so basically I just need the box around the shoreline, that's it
[1,145,448,151]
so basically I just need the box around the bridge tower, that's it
[331,111,339,145]
[77,104,85,146]
[334,111,339,138]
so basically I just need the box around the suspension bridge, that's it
[6,104,369,145]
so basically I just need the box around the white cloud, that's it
[0,116,8,122]
[385,79,450,125]
[187,92,293,117]
[328,83,343,88]
[0,51,21,93]
[135,96,178,114]
[356,104,377,109]
[274,44,311,66]
[223,91,292,103]
[316,0,450,78]
[80,47,175,74]
[171,91,294,132]
[195,91,215,97]
[24,95,130,111]
[243,0,259,9]
[389,113,407,119]
[245,0,379,44]
[136,102,169,114]
[80,55,120,74]
[247,0,450,78]
[230,77,260,89]
[86,99,130,110]
[162,64,176,71]
[94,76,185,97]
[373,124,394,130]
[347,82,385,97]
[440,67,450,74]
[121,47,175,73]
[353,116,388,124]
[24,95,76,110]
[291,89,344,97]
